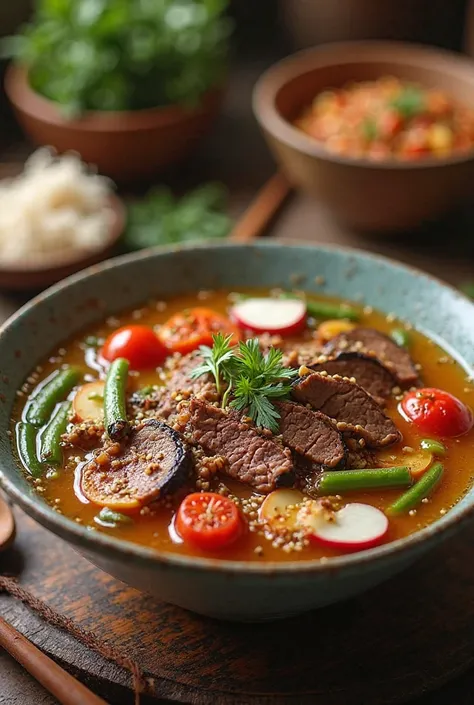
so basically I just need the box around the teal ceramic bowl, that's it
[1,242,474,621]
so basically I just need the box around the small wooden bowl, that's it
[0,194,125,291]
[253,42,474,232]
[5,64,223,183]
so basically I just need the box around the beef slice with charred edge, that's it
[189,398,294,493]
[81,419,192,509]
[274,400,346,469]
[323,327,420,387]
[309,352,396,405]
[291,372,401,448]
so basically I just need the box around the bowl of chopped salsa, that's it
[253,42,474,231]
[1,241,474,620]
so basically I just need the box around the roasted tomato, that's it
[158,308,240,355]
[400,387,473,438]
[175,492,243,550]
[101,325,168,370]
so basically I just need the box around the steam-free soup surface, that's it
[12,289,474,562]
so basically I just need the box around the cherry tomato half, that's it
[400,387,473,438]
[158,308,240,356]
[101,325,168,370]
[175,492,243,550]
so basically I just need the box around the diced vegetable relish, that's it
[295,76,474,161]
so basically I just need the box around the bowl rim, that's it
[253,40,474,171]
[1,239,474,576]
[0,193,126,274]
[4,63,223,132]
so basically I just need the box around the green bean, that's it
[39,401,71,465]
[16,421,44,478]
[95,507,133,527]
[104,358,130,441]
[388,462,444,515]
[319,466,412,494]
[391,328,410,348]
[281,293,359,321]
[26,367,80,427]
[420,438,447,456]
[306,300,359,322]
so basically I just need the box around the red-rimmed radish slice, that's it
[231,298,307,336]
[259,488,305,531]
[72,381,105,422]
[299,502,389,552]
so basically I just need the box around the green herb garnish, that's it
[390,86,424,119]
[191,335,297,433]
[361,117,378,142]
[191,332,235,398]
[122,183,232,252]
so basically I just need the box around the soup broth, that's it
[12,289,474,562]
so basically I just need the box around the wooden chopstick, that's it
[0,617,108,705]
[229,172,291,242]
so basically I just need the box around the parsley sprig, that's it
[190,334,297,432]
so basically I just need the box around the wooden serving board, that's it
[2,505,474,705]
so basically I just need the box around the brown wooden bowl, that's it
[0,194,125,291]
[253,42,474,232]
[4,64,223,184]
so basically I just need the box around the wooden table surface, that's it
[1,57,474,705]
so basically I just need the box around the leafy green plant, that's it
[122,182,232,250]
[5,0,231,115]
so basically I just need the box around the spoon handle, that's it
[0,617,108,705]
[230,172,291,242]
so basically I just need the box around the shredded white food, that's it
[0,148,115,266]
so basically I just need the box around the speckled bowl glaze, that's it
[1,242,474,621]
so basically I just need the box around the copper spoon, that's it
[0,495,109,704]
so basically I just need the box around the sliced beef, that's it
[81,419,192,509]
[189,398,294,493]
[129,351,218,421]
[309,352,396,405]
[323,327,420,387]
[274,400,346,469]
[291,372,401,448]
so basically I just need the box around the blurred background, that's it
[0,0,474,296]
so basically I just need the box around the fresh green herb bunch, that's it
[191,333,297,432]
[6,0,231,116]
[122,183,232,251]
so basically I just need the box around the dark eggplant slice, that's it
[81,419,192,510]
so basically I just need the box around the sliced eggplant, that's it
[81,419,193,510]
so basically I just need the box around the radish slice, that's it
[72,381,105,422]
[299,502,389,552]
[231,298,307,336]
[260,488,305,531]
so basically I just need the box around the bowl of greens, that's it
[4,0,231,182]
